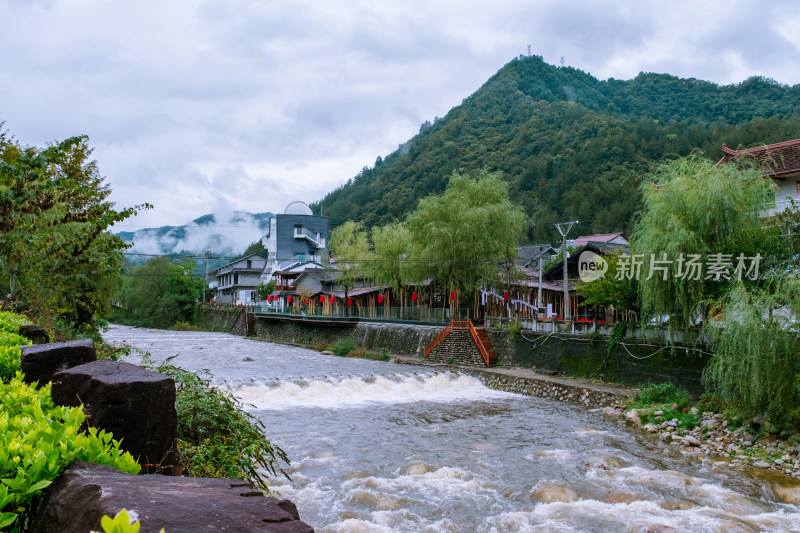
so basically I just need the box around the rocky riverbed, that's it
[600,405,800,503]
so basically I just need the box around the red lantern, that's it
[288,296,293,304]
[347,297,352,306]
[503,290,509,303]
[319,295,325,303]
[304,298,308,305]
[330,295,335,304]
[411,291,418,302]
[377,294,383,304]
[450,290,457,301]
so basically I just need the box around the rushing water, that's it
[103,325,800,532]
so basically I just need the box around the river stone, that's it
[773,483,800,505]
[51,359,179,475]
[18,323,50,344]
[530,485,578,503]
[625,409,642,427]
[637,471,694,489]
[20,338,96,387]
[753,460,771,469]
[28,461,314,533]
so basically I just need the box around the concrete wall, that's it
[487,329,709,395]
[196,307,710,394]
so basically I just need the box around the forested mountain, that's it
[314,55,800,242]
[116,211,273,259]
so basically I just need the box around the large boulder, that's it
[51,360,180,474]
[20,338,96,387]
[28,461,314,533]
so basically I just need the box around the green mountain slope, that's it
[314,55,800,242]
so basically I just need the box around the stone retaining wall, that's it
[467,369,627,408]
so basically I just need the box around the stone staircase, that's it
[424,321,496,367]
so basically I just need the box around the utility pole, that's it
[537,253,543,316]
[554,221,579,321]
[204,251,212,302]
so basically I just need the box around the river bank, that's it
[105,325,800,531]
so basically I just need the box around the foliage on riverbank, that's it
[0,312,140,532]
[139,353,290,494]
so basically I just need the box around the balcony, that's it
[294,227,326,249]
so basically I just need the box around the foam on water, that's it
[228,372,512,410]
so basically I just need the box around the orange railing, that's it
[467,321,492,367]
[424,321,456,358]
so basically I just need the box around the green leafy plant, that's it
[505,320,522,340]
[331,337,357,357]
[91,508,165,533]
[0,376,140,529]
[632,382,690,409]
[140,355,290,494]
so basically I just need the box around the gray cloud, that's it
[2,0,799,231]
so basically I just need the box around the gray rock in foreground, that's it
[51,360,179,474]
[20,338,96,387]
[29,461,314,533]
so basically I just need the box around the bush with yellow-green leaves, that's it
[0,311,140,531]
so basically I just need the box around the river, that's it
[103,325,800,532]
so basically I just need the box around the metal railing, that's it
[251,304,467,324]
[293,227,326,249]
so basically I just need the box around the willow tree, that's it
[369,221,411,297]
[702,280,800,423]
[328,221,370,302]
[634,154,774,328]
[405,171,526,312]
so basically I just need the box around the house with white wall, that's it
[719,139,800,216]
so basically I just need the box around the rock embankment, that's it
[608,406,800,480]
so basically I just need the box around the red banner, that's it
[450,290,457,301]
[347,297,352,306]
[377,294,383,304]
[411,291,418,302]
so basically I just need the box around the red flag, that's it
[330,295,335,304]
[503,290,509,303]
[319,295,325,303]
[377,294,383,304]
[450,290,457,301]
[411,291,418,302]
[347,297,352,306]
[304,298,308,305]
[288,296,293,304]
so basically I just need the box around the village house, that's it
[213,252,268,305]
[719,138,800,216]
[261,201,328,277]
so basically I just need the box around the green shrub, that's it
[331,337,357,357]
[171,321,199,331]
[505,320,522,340]
[632,382,690,409]
[141,355,289,494]
[0,345,23,383]
[0,312,28,335]
[0,376,140,529]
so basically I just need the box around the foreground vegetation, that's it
[0,312,140,531]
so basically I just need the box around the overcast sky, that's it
[3,0,800,230]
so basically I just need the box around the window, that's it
[247,260,252,269]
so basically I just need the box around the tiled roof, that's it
[517,244,556,267]
[720,139,800,179]
[571,233,626,247]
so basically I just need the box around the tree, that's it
[0,130,148,331]
[328,221,370,302]
[576,250,640,313]
[368,222,411,295]
[634,154,774,328]
[702,280,800,423]
[118,257,203,328]
[405,171,527,309]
